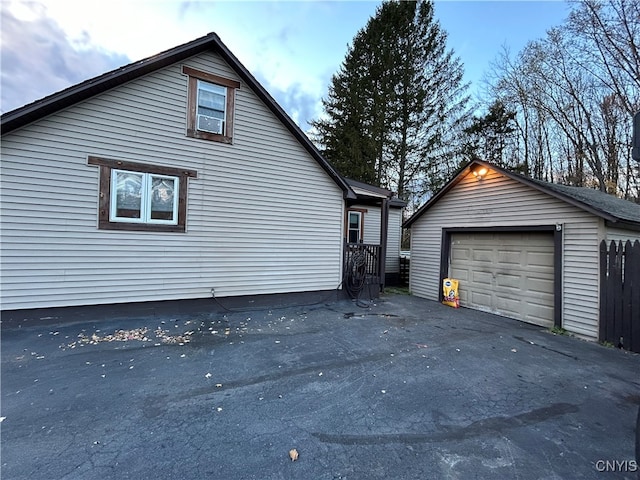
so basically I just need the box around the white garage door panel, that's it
[450,232,554,327]
[473,248,494,263]
[495,297,523,317]
[495,272,521,290]
[470,291,492,306]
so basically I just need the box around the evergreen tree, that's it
[463,100,519,169]
[311,0,469,205]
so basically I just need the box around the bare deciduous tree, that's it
[485,0,640,200]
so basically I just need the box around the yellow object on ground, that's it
[442,278,460,308]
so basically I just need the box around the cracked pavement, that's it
[2,294,639,479]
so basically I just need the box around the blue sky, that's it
[1,1,570,131]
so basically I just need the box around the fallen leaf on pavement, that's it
[61,327,193,349]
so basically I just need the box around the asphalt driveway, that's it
[2,293,639,480]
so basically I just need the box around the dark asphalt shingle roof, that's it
[345,178,407,208]
[404,159,640,229]
[345,178,393,197]
[528,178,640,224]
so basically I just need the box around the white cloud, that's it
[15,0,197,59]
[1,2,130,113]
[1,0,379,129]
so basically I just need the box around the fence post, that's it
[607,241,622,344]
[628,240,640,353]
[599,240,608,343]
[621,240,632,350]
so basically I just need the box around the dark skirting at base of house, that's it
[0,288,378,328]
[385,272,401,287]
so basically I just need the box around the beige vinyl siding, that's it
[410,169,601,339]
[386,208,402,274]
[605,227,640,244]
[1,51,345,310]
[360,205,381,245]
[350,204,402,274]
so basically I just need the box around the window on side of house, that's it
[88,156,197,233]
[183,65,240,144]
[110,170,179,225]
[196,80,226,135]
[347,211,363,244]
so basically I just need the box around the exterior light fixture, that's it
[472,166,489,180]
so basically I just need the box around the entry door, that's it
[449,232,555,327]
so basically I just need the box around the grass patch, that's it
[383,286,411,296]
[550,326,568,336]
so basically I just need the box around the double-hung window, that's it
[347,210,363,244]
[183,66,240,144]
[89,156,197,233]
[196,80,226,135]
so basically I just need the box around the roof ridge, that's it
[404,159,640,228]
[1,32,356,200]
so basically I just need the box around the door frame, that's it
[438,225,563,328]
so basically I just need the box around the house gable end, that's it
[404,159,640,229]
[0,48,349,310]
[1,32,354,200]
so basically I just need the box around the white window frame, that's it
[110,169,179,226]
[196,80,226,135]
[348,211,363,244]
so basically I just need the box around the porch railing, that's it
[343,243,381,297]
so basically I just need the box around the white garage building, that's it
[403,160,640,340]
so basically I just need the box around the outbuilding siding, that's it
[352,204,402,274]
[386,208,402,275]
[606,226,640,244]
[410,169,601,339]
[1,51,345,310]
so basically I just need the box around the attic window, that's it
[183,65,240,144]
[88,156,197,233]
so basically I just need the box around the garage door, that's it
[449,232,555,327]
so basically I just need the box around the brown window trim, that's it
[182,65,240,144]
[88,156,197,233]
[345,208,367,243]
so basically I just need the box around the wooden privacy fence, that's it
[599,240,640,353]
